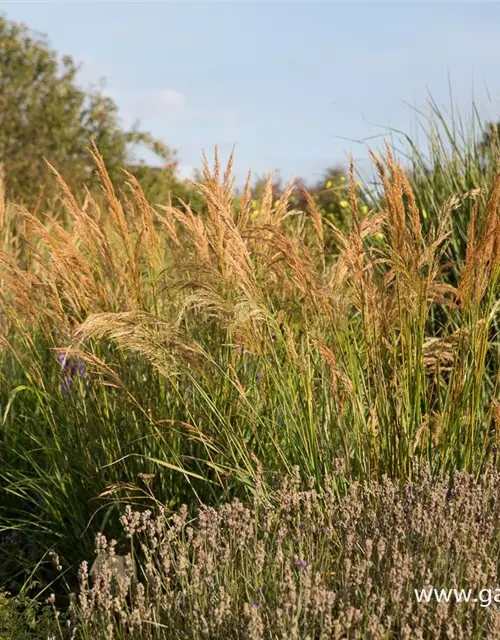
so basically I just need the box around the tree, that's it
[0,16,179,209]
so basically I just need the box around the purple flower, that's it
[60,383,69,395]
[56,350,87,395]
[294,559,307,568]
[252,601,260,608]
[61,375,73,396]
[57,352,68,369]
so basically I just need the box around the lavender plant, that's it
[23,465,500,640]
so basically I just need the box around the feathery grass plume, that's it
[458,160,500,309]
[186,149,259,298]
[20,208,100,317]
[77,185,118,277]
[370,143,405,253]
[88,142,134,265]
[237,169,253,231]
[257,171,275,228]
[400,161,424,249]
[271,178,296,230]
[319,166,381,327]
[121,168,163,274]
[196,146,234,267]
[160,200,211,263]
[154,155,276,359]
[370,143,426,316]
[153,196,182,251]
[300,184,325,271]
[74,311,202,379]
[0,246,50,325]
[86,142,150,307]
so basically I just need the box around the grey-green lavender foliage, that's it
[11,464,500,640]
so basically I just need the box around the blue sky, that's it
[1,1,499,187]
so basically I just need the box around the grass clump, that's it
[2,106,500,635]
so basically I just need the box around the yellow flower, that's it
[361,205,368,214]
[326,180,333,189]
[422,208,428,220]
[375,232,384,241]
[340,176,346,182]
[339,200,348,209]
